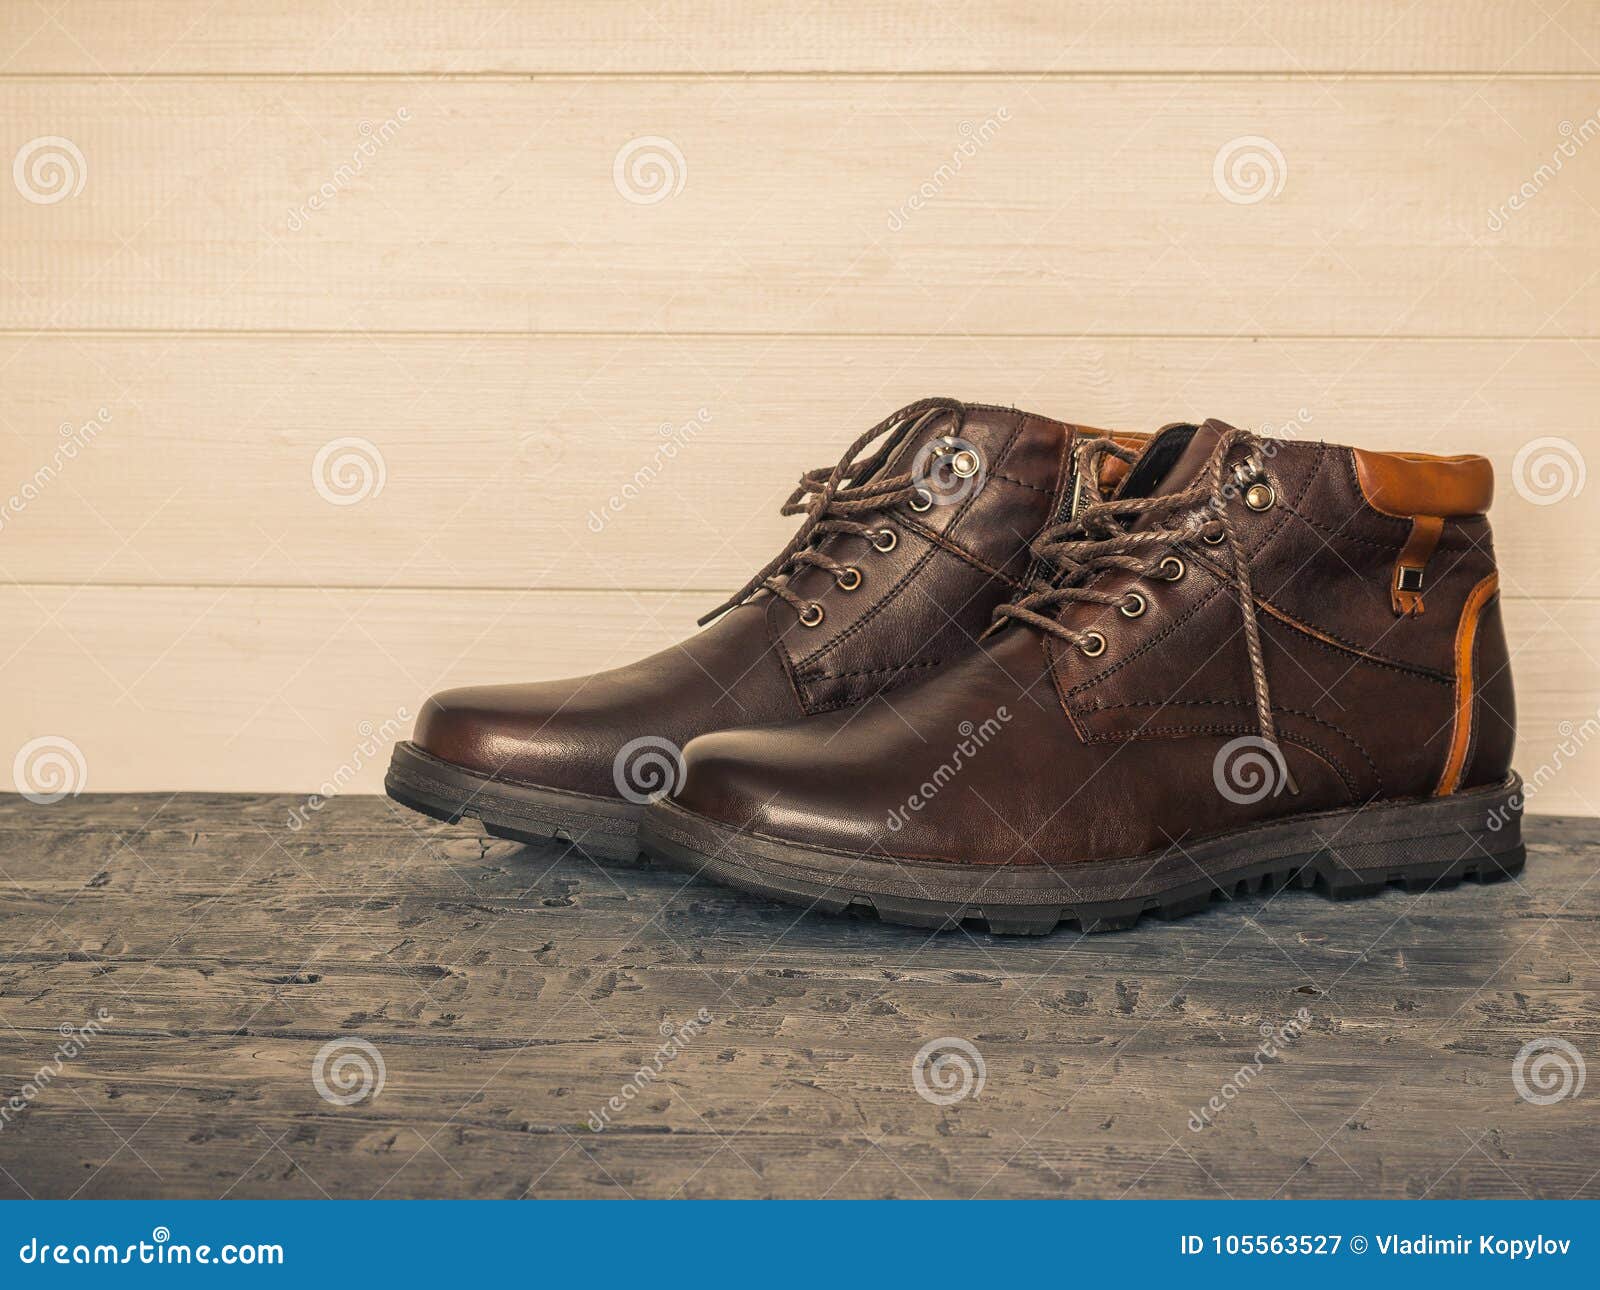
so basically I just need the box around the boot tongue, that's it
[1117,418,1237,501]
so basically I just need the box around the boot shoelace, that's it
[993,427,1299,794]
[698,399,965,628]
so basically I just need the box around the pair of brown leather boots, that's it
[386,399,1523,935]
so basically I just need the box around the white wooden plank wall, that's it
[1,2,1596,812]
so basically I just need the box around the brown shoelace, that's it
[699,399,965,626]
[994,428,1299,793]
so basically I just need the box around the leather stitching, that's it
[799,659,942,683]
[1256,598,1452,684]
[1025,434,1080,589]
[1072,697,1382,791]
[1078,721,1363,799]
[761,599,812,717]
[896,513,1028,587]
[987,470,1052,496]
[1339,447,1415,534]
[802,670,929,715]
[791,417,1026,672]
[1060,443,1323,699]
[1292,494,1478,559]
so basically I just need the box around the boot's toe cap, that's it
[671,725,887,857]
[413,682,615,796]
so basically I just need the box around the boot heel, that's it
[1306,774,1525,896]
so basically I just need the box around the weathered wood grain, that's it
[0,797,1595,1198]
[3,79,1595,336]
[3,2,1595,74]
[3,335,1596,595]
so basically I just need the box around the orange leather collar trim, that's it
[1353,448,1493,518]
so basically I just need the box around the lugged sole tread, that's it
[657,846,1525,936]
[640,778,1527,936]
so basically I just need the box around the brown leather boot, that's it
[386,399,1139,857]
[641,420,1525,933]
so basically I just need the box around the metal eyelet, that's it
[1079,630,1107,658]
[1202,527,1226,545]
[1245,481,1276,511]
[836,567,862,592]
[931,434,983,481]
[1158,555,1185,581]
[1120,592,1147,619]
[908,488,933,513]
[799,603,825,628]
[949,447,981,479]
[871,528,898,553]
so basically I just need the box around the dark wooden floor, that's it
[0,794,1595,1199]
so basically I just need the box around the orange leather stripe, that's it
[1435,572,1500,796]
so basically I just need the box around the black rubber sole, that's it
[384,742,642,860]
[639,774,1526,935]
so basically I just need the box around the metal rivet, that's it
[1245,481,1276,511]
[1120,592,1147,619]
[836,567,862,592]
[950,449,981,479]
[908,488,933,513]
[799,603,825,628]
[1159,555,1185,581]
[1079,630,1107,658]
[871,528,898,553]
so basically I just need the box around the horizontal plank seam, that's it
[0,330,1594,343]
[0,71,1595,82]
